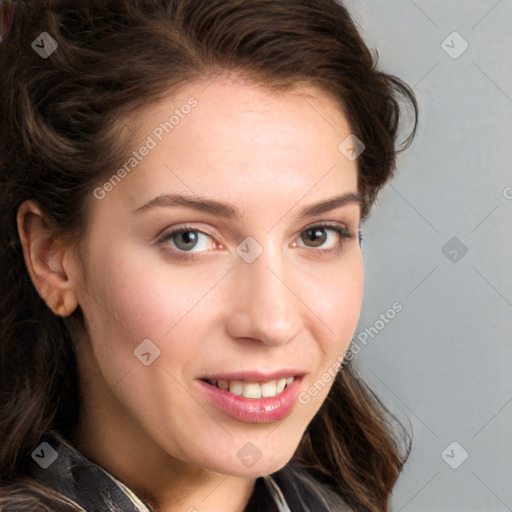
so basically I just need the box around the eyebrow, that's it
[133,191,362,220]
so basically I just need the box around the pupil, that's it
[303,228,326,247]
[176,231,197,250]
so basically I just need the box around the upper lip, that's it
[200,369,306,382]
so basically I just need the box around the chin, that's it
[197,441,298,478]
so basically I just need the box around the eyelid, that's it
[302,220,353,236]
[156,222,216,240]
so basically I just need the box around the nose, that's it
[224,244,304,346]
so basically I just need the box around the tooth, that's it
[217,379,229,391]
[260,380,278,397]
[229,380,243,396]
[286,377,294,386]
[276,378,287,394]
[243,382,262,399]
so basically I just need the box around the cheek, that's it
[294,256,363,414]
[83,249,231,368]
[302,252,364,351]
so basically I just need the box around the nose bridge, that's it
[226,237,304,345]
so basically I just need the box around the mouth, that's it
[198,373,304,423]
[200,377,296,399]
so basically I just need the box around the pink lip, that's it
[197,376,303,423]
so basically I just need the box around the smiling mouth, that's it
[201,377,295,399]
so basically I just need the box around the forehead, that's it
[102,77,359,218]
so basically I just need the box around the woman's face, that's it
[71,77,363,479]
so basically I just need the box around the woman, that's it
[0,1,418,511]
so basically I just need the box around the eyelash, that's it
[156,222,356,261]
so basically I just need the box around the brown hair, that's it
[0,1,417,511]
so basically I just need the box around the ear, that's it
[17,200,79,317]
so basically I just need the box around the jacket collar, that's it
[29,430,151,511]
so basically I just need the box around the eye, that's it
[296,224,353,251]
[159,227,217,253]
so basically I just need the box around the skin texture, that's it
[17,76,364,512]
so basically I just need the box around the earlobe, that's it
[16,200,79,317]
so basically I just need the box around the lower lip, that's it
[197,378,302,423]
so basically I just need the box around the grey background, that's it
[346,1,512,511]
